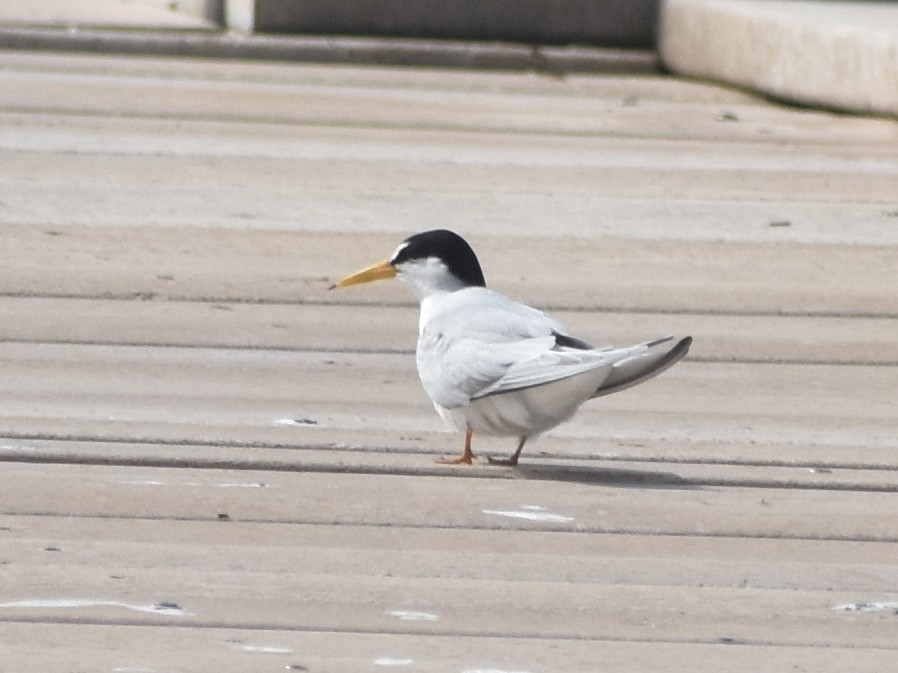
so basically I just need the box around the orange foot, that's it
[436,428,476,465]
[437,453,475,465]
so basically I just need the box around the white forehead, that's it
[389,241,410,263]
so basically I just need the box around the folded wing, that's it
[416,287,692,410]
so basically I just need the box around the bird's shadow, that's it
[508,463,695,489]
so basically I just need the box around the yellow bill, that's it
[330,259,397,289]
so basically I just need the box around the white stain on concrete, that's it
[0,444,40,452]
[387,609,439,622]
[273,418,319,427]
[0,599,191,617]
[833,601,898,613]
[373,658,415,666]
[118,479,266,489]
[236,644,293,654]
[482,504,574,524]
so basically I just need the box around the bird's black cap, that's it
[390,229,486,288]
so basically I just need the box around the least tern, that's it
[333,229,692,466]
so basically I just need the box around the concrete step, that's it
[0,0,216,30]
[659,0,898,117]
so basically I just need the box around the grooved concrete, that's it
[1,48,897,673]
[2,1,897,118]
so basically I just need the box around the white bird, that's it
[332,229,692,466]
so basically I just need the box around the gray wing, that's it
[471,335,693,401]
[416,288,603,408]
[416,333,546,408]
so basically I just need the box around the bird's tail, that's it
[591,335,692,398]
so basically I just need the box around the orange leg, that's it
[487,436,528,467]
[437,428,476,465]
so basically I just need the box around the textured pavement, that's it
[0,50,897,672]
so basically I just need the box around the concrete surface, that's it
[1,51,897,671]
[660,0,898,117]
[3,1,898,118]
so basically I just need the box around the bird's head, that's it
[331,229,486,300]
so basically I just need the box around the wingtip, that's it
[663,336,693,362]
[645,335,692,353]
[591,334,693,399]
[645,335,674,348]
